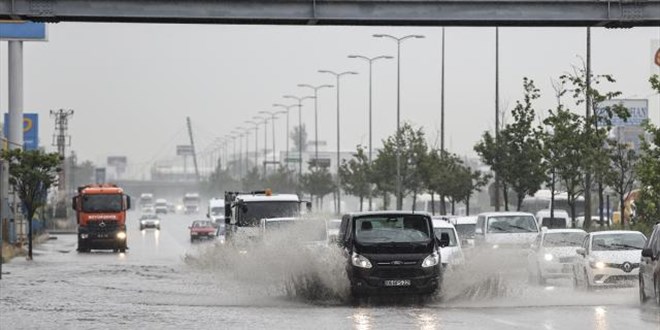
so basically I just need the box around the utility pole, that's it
[584,27,593,229]
[50,109,74,192]
[494,27,501,212]
[186,117,200,183]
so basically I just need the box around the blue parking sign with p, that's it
[3,113,39,150]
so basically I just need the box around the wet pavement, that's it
[1,211,659,329]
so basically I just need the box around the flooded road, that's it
[2,212,658,329]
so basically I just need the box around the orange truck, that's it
[72,184,131,252]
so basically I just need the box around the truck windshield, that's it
[487,215,538,233]
[82,194,123,213]
[211,207,224,216]
[237,201,300,226]
[354,215,431,243]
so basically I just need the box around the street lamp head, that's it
[372,34,386,38]
[318,69,334,74]
[381,55,395,59]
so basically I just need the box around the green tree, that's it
[498,78,546,210]
[474,130,510,210]
[290,125,308,153]
[603,139,638,229]
[1,149,61,260]
[241,167,262,192]
[203,159,240,196]
[264,166,297,193]
[560,67,627,228]
[634,75,660,234]
[542,107,588,227]
[338,145,372,211]
[300,166,335,209]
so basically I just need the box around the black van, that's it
[338,211,449,296]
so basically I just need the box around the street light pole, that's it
[347,54,392,211]
[283,95,315,181]
[273,103,297,169]
[318,70,358,214]
[373,33,425,210]
[259,110,286,168]
[297,84,334,172]
[247,119,261,173]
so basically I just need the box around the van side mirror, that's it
[306,201,312,212]
[641,248,654,259]
[126,196,131,210]
[438,233,450,248]
[71,197,77,210]
[576,247,586,256]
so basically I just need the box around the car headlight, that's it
[81,233,88,239]
[544,253,554,261]
[140,220,146,224]
[116,232,127,240]
[492,244,499,249]
[154,220,160,224]
[351,252,373,269]
[422,252,440,268]
[589,260,606,269]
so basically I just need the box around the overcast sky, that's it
[1,23,659,177]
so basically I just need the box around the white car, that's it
[573,230,647,289]
[535,209,570,229]
[139,214,161,230]
[450,216,477,247]
[475,212,540,249]
[432,218,465,268]
[527,228,587,284]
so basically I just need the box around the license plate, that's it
[383,280,411,287]
[98,234,108,238]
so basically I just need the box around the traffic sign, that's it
[0,22,47,41]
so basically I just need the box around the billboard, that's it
[176,145,194,156]
[3,113,39,150]
[0,22,47,41]
[596,99,648,127]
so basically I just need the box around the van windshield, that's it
[355,215,431,243]
[487,215,538,233]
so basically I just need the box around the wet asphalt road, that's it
[1,211,659,329]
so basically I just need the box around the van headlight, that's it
[351,252,372,269]
[116,232,127,240]
[422,252,440,268]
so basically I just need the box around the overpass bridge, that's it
[1,0,659,27]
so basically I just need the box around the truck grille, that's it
[87,220,119,233]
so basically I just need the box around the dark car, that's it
[640,223,660,305]
[338,211,449,297]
